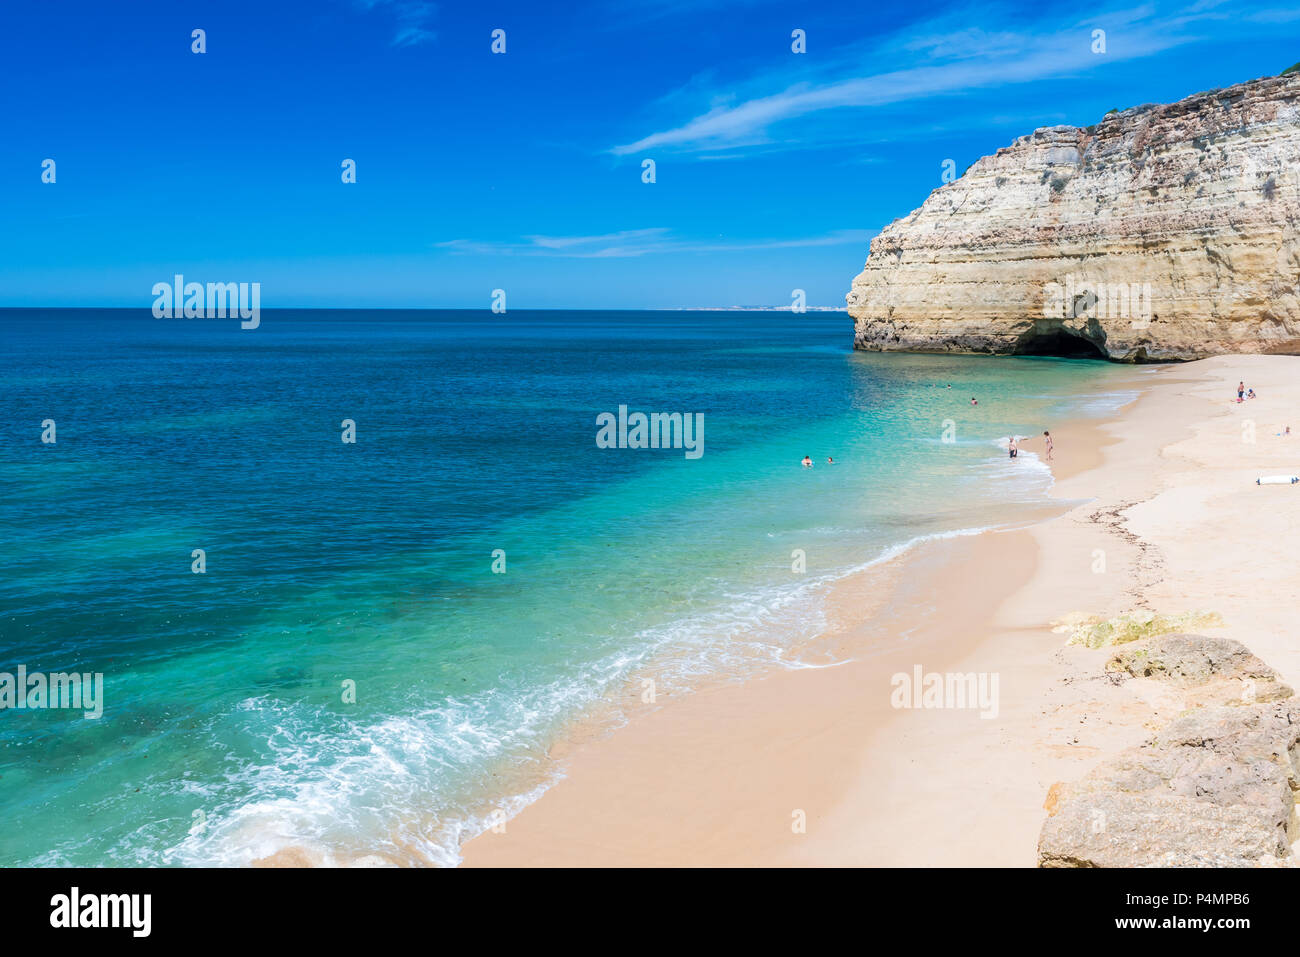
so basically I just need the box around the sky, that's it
[1,0,1298,309]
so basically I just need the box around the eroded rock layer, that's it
[1038,634,1300,867]
[846,74,1300,361]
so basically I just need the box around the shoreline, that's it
[457,362,1186,867]
[461,355,1300,866]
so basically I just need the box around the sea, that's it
[0,308,1144,866]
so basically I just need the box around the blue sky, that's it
[2,0,1298,308]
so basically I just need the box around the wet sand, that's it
[459,355,1300,867]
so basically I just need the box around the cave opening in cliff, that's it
[1013,328,1107,359]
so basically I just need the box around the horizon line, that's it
[0,305,853,313]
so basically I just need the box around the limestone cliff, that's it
[846,73,1300,361]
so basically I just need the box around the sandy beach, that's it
[460,355,1300,867]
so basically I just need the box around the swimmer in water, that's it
[801,455,813,468]
[971,397,978,406]
[827,456,834,464]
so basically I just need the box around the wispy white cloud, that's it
[357,0,437,47]
[609,1,1278,156]
[435,228,875,258]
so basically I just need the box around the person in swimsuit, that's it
[1008,437,1018,459]
[1238,381,1245,402]
[801,455,813,468]
[1043,430,1054,461]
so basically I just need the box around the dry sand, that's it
[459,356,1300,867]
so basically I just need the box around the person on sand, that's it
[1008,436,1018,459]
[1248,388,1257,399]
[801,455,813,468]
[1238,381,1245,403]
[1043,430,1054,461]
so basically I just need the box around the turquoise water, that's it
[0,309,1141,866]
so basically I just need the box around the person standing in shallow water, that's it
[1043,430,1054,461]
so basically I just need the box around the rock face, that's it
[1108,633,1294,707]
[846,74,1300,361]
[1038,634,1300,867]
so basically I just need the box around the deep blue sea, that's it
[0,309,1142,866]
